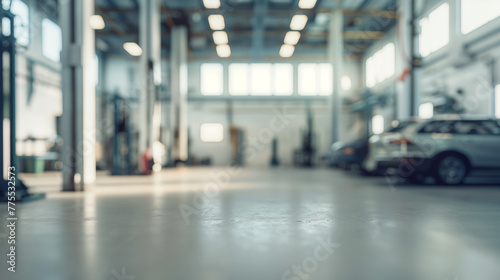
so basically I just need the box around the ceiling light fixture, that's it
[203,0,221,9]
[213,31,228,45]
[123,42,142,56]
[89,15,105,30]
[216,44,231,57]
[298,0,317,9]
[208,14,225,30]
[279,44,295,58]
[284,31,301,45]
[290,15,308,31]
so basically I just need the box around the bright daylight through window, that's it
[461,0,500,34]
[365,43,395,88]
[419,3,449,57]
[201,63,224,96]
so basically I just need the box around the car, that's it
[327,138,369,171]
[372,116,500,185]
[363,120,419,174]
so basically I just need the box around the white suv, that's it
[371,117,500,185]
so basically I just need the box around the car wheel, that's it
[434,155,468,185]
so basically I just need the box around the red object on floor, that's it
[142,149,153,174]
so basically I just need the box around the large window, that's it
[419,3,449,57]
[298,63,332,96]
[42,19,62,62]
[200,123,224,143]
[201,63,223,96]
[2,0,30,46]
[461,0,500,34]
[365,43,395,88]
[273,64,293,96]
[229,64,249,96]
[228,63,293,96]
[250,64,272,96]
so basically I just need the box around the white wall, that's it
[185,59,363,166]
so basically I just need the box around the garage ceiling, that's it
[90,0,398,59]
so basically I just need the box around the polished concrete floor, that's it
[2,167,500,280]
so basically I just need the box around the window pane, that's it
[201,63,223,96]
[462,0,500,34]
[273,63,293,96]
[383,43,395,79]
[298,63,316,96]
[2,17,11,36]
[9,0,29,46]
[366,57,375,88]
[318,63,333,96]
[341,76,352,91]
[372,115,385,135]
[200,123,224,143]
[229,63,249,96]
[42,19,62,62]
[419,3,449,57]
[250,64,272,96]
[365,43,395,87]
[419,102,434,119]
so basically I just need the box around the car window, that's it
[454,120,500,135]
[482,121,500,135]
[419,121,454,133]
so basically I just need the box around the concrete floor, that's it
[2,167,500,280]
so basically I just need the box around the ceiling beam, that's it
[96,29,385,41]
[252,0,269,60]
[95,6,397,19]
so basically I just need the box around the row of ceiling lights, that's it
[280,0,317,57]
[94,0,317,58]
[204,0,231,57]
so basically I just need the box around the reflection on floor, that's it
[2,167,500,280]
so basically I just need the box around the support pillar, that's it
[328,9,343,143]
[60,0,96,191]
[170,26,189,163]
[138,0,162,172]
[409,0,421,117]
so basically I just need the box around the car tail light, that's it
[343,147,355,155]
[389,138,413,145]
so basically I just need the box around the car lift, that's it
[0,5,45,202]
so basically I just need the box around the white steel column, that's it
[170,26,189,162]
[328,9,343,143]
[139,0,162,172]
[395,0,412,120]
[60,0,96,191]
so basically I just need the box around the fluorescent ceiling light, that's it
[203,0,221,9]
[290,15,308,30]
[213,31,228,45]
[279,44,295,58]
[298,0,317,9]
[284,31,301,45]
[123,42,142,56]
[89,15,105,30]
[208,14,225,30]
[216,44,231,57]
